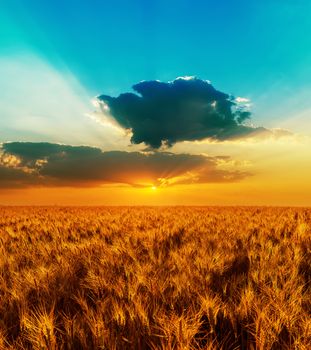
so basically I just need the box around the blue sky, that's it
[1,0,311,140]
[1,0,311,205]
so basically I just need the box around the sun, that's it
[151,186,157,191]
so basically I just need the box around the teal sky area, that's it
[1,0,311,143]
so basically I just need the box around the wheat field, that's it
[0,206,310,349]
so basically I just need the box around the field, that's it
[0,207,310,350]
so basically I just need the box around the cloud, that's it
[0,165,38,189]
[0,142,250,188]
[235,97,250,103]
[97,76,273,148]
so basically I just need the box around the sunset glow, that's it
[0,0,310,206]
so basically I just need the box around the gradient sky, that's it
[1,0,311,205]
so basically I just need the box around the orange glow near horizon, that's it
[1,174,311,207]
[1,137,311,206]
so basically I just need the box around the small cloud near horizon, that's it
[0,142,251,189]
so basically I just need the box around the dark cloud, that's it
[98,77,269,148]
[0,165,38,188]
[0,142,250,188]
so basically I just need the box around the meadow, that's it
[0,206,310,349]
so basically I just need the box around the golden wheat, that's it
[0,206,310,349]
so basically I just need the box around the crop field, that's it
[0,206,310,349]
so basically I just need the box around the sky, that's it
[1,0,311,205]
